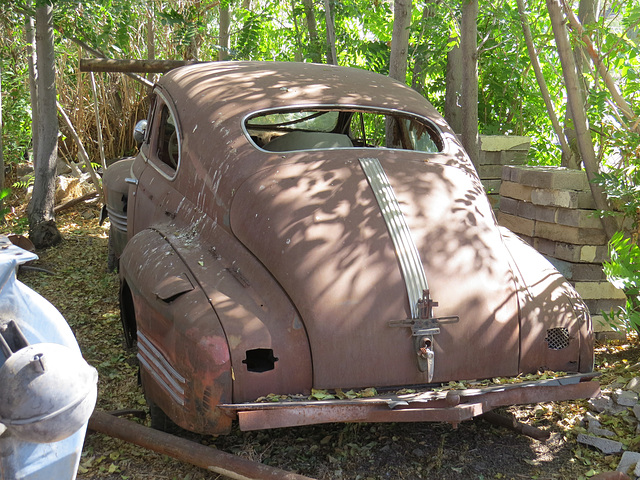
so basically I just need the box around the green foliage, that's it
[0,189,11,222]
[594,164,640,230]
[1,11,33,168]
[602,232,640,334]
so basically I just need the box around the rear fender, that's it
[152,217,313,404]
[500,228,594,374]
[120,228,233,435]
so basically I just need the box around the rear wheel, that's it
[119,281,137,348]
[107,232,118,272]
[146,395,184,435]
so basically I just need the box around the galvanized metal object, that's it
[0,236,98,480]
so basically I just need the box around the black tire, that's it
[146,396,184,435]
[107,228,119,272]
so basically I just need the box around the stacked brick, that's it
[496,165,626,338]
[477,136,530,210]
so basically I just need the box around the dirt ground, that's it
[7,199,632,480]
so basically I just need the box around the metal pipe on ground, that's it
[480,411,550,441]
[88,410,316,480]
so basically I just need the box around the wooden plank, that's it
[80,58,203,73]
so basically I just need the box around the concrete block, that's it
[534,239,609,263]
[592,315,624,332]
[500,196,519,216]
[613,389,638,407]
[480,135,531,152]
[574,282,627,300]
[499,181,533,202]
[497,211,535,237]
[543,256,606,281]
[584,298,626,315]
[478,164,504,179]
[596,330,628,342]
[481,179,502,194]
[578,191,597,209]
[616,451,640,475]
[577,433,624,454]
[500,198,558,224]
[556,208,603,229]
[478,150,503,166]
[531,188,580,209]
[589,395,612,413]
[487,193,500,210]
[503,150,529,166]
[504,165,591,190]
[627,378,640,395]
[534,220,608,245]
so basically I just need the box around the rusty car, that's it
[103,61,598,435]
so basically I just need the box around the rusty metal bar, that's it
[236,403,483,431]
[80,58,203,74]
[88,410,315,480]
[225,379,600,432]
[480,411,550,441]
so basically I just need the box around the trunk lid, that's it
[229,152,519,390]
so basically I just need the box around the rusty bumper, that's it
[219,374,600,431]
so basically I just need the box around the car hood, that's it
[229,152,520,389]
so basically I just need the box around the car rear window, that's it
[245,108,443,153]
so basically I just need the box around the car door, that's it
[131,90,182,237]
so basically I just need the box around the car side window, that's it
[155,105,180,171]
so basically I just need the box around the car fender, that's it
[499,227,594,374]
[120,228,233,435]
[147,215,313,404]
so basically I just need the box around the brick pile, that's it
[496,165,626,337]
[477,136,530,210]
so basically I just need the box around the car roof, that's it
[158,61,445,127]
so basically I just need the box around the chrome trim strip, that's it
[105,206,128,232]
[137,330,186,405]
[359,157,428,318]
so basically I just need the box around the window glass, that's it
[245,108,442,153]
[156,105,179,170]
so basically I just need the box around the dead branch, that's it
[54,191,99,213]
[561,0,638,131]
[56,101,104,202]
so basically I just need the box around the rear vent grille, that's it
[545,327,570,350]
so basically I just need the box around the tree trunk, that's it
[302,0,322,63]
[460,0,479,168]
[560,0,595,168]
[146,2,155,84]
[26,10,38,165]
[324,0,337,65]
[516,0,575,166]
[389,0,412,83]
[444,35,463,134]
[219,2,230,61]
[547,0,617,239]
[411,5,436,93]
[28,2,61,248]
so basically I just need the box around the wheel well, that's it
[119,280,137,348]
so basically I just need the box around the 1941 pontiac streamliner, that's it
[103,61,598,435]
